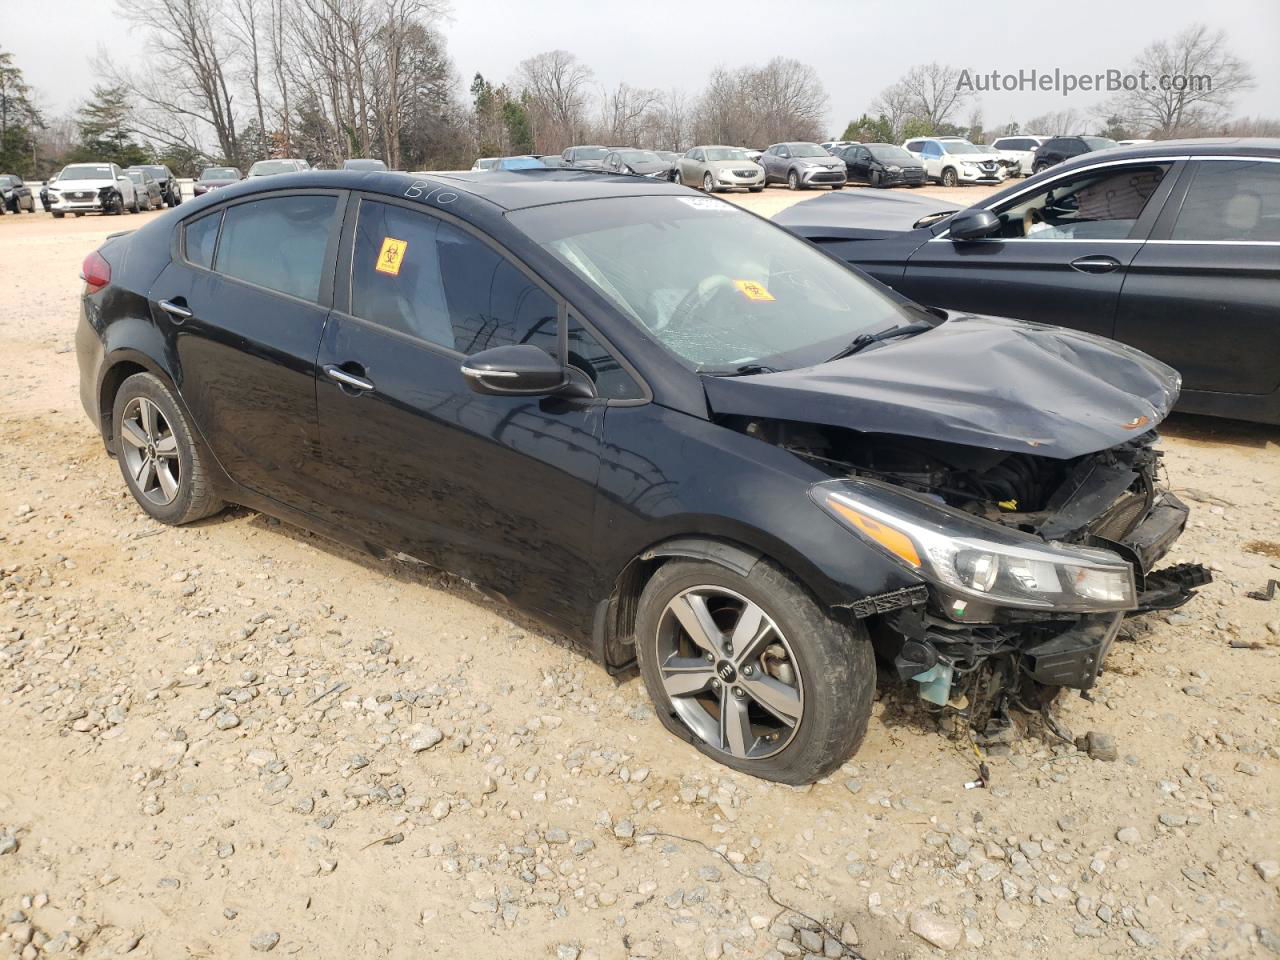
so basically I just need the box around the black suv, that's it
[1032,136,1118,173]
[75,169,1204,783]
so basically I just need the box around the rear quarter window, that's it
[184,211,221,269]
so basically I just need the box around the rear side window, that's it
[214,195,337,301]
[185,211,221,269]
[567,317,643,401]
[351,199,558,357]
[1171,160,1280,242]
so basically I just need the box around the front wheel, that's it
[703,172,715,193]
[112,372,224,526]
[748,186,764,193]
[635,559,875,784]
[787,170,803,191]
[941,167,958,188]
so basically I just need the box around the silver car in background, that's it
[247,158,311,177]
[676,146,765,192]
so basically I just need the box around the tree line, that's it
[0,16,1271,180]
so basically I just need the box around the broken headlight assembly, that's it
[811,478,1136,614]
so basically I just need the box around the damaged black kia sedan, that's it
[76,169,1208,784]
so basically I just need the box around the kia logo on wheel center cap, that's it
[717,661,737,683]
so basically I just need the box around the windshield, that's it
[126,171,145,183]
[705,148,749,162]
[867,145,916,164]
[509,196,919,372]
[0,176,15,188]
[941,141,983,155]
[1083,137,1118,150]
[539,155,567,167]
[345,159,387,170]
[788,144,829,158]
[202,167,240,180]
[618,150,660,164]
[140,165,166,177]
[574,147,608,161]
[248,160,299,176]
[61,164,113,180]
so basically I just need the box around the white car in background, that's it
[46,162,140,218]
[989,135,1049,176]
[902,137,1008,187]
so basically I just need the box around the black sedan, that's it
[601,149,676,179]
[1031,136,1118,174]
[836,143,926,188]
[131,164,183,206]
[0,174,36,213]
[76,168,1205,782]
[778,138,1280,425]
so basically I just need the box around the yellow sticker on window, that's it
[734,279,775,302]
[375,236,408,276]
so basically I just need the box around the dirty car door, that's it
[314,195,606,629]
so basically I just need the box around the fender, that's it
[639,537,761,577]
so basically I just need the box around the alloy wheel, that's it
[703,172,714,192]
[119,397,181,506]
[655,586,804,760]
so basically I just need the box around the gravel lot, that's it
[1,181,1278,960]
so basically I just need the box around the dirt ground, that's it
[1,181,1278,960]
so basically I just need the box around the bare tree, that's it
[108,0,243,163]
[869,80,914,142]
[1110,24,1252,136]
[897,62,969,131]
[1025,108,1083,135]
[600,82,658,146]
[514,50,593,151]
[652,88,689,150]
[691,58,828,147]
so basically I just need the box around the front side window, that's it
[214,194,337,301]
[992,163,1171,240]
[567,317,643,400]
[510,195,924,373]
[351,200,558,357]
[1171,160,1280,242]
[922,142,941,158]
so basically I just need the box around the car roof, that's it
[1049,137,1280,172]
[204,168,691,212]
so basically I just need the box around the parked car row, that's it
[0,174,37,213]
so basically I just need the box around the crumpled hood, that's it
[701,314,1181,459]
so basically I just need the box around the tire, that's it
[703,172,715,193]
[635,558,875,784]
[830,183,842,190]
[129,192,141,213]
[748,186,763,193]
[941,167,958,188]
[1033,162,1049,176]
[112,372,224,526]
[787,169,804,191]
[168,185,182,207]
[52,211,64,218]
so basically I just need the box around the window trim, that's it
[174,188,348,309]
[337,191,653,406]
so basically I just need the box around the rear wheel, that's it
[112,372,224,526]
[635,559,875,784]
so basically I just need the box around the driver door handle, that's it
[1070,255,1121,274]
[324,364,375,393]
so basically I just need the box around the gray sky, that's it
[10,0,1279,135]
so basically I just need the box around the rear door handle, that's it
[324,364,375,393]
[1070,255,1122,274]
[158,299,193,321]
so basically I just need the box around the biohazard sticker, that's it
[734,279,775,302]
[375,237,408,275]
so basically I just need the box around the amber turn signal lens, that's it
[825,498,921,568]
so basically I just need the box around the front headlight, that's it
[811,478,1136,613]
[886,165,902,173]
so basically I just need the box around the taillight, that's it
[81,250,111,293]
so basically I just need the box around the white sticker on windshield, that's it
[678,197,726,211]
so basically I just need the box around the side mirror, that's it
[949,208,1001,241]
[461,343,567,396]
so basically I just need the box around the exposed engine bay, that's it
[726,415,1212,737]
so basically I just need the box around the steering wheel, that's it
[667,275,738,331]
